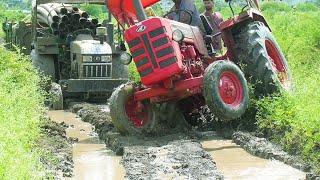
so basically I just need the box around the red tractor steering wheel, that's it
[163,9,193,25]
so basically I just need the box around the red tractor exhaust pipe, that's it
[133,0,147,22]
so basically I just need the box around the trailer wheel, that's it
[203,60,249,121]
[109,83,158,135]
[235,21,292,96]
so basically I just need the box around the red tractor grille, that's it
[125,19,183,86]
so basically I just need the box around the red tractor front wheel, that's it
[109,83,158,135]
[203,60,249,121]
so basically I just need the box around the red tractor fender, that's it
[220,8,271,61]
[106,0,159,25]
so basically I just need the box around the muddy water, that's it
[48,111,125,180]
[201,138,306,180]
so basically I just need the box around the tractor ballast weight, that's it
[107,0,292,135]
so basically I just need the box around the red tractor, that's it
[106,0,292,135]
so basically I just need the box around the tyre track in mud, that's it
[64,102,309,179]
[48,110,125,179]
[70,102,223,179]
[40,117,74,178]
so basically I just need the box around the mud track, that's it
[69,102,223,179]
[40,115,74,178]
[62,102,311,179]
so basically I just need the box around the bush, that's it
[0,3,26,38]
[0,48,45,179]
[128,62,140,82]
[295,3,319,11]
[79,4,107,20]
[260,2,292,12]
[0,3,25,21]
[256,8,320,174]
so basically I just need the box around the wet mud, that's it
[48,110,125,179]
[123,140,223,179]
[69,102,310,179]
[69,103,223,179]
[233,131,319,179]
[201,134,306,179]
[39,115,74,178]
[70,102,114,137]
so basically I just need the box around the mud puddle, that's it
[201,137,306,179]
[68,103,312,179]
[48,110,125,180]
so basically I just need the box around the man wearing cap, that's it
[202,0,223,52]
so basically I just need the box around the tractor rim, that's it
[265,39,290,88]
[219,71,243,109]
[125,99,149,128]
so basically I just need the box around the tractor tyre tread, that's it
[109,83,158,135]
[203,60,249,121]
[234,21,292,96]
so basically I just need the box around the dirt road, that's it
[48,111,125,179]
[47,103,307,179]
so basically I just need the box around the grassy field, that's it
[0,4,47,178]
[254,2,320,174]
[0,48,46,179]
[0,4,25,38]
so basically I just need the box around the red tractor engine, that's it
[126,18,186,86]
[125,17,209,101]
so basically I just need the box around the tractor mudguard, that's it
[107,0,159,25]
[220,8,270,32]
[220,8,271,60]
[30,49,56,80]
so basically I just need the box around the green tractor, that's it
[3,0,130,109]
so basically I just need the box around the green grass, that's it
[0,47,45,179]
[79,4,108,21]
[128,62,141,82]
[254,2,320,174]
[0,3,26,38]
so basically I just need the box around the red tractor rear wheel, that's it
[235,21,292,96]
[109,83,158,135]
[203,60,249,121]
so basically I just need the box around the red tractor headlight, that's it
[172,29,184,42]
[120,52,132,65]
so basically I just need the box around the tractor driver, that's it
[169,0,203,28]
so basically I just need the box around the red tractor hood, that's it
[106,0,159,25]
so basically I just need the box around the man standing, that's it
[169,0,202,28]
[202,0,223,52]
